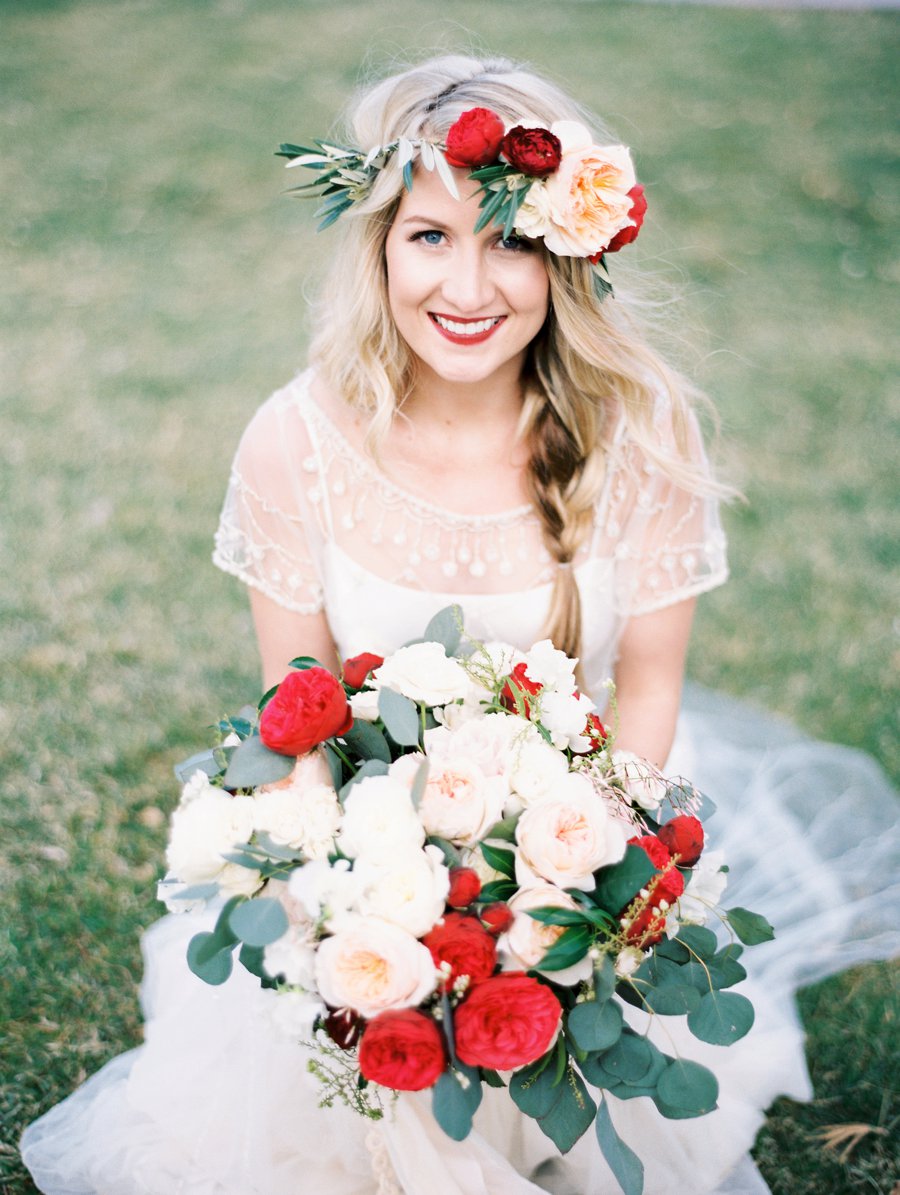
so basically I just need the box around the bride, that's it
[21,52,899,1195]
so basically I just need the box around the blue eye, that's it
[499,234,529,252]
[412,229,445,246]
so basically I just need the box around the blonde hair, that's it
[310,54,722,660]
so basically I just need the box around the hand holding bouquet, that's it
[159,608,772,1195]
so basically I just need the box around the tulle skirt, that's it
[20,688,900,1195]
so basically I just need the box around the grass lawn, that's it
[1,2,897,1191]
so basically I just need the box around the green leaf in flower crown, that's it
[223,734,295,789]
[687,989,755,1046]
[676,925,719,960]
[537,1065,596,1153]
[591,845,657,914]
[726,906,775,945]
[339,758,390,798]
[595,1098,644,1195]
[655,1059,719,1119]
[478,842,516,880]
[432,1068,482,1141]
[342,719,392,764]
[229,896,289,948]
[567,998,623,1053]
[187,932,235,985]
[173,748,221,784]
[422,605,463,654]
[378,687,421,747]
[535,924,593,972]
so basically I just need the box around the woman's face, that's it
[384,166,550,396]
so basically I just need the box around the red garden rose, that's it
[630,833,671,872]
[480,901,514,936]
[501,126,563,178]
[629,834,685,904]
[445,107,505,168]
[573,712,608,755]
[605,184,647,254]
[500,662,542,718]
[423,912,497,987]
[342,652,384,690]
[259,666,353,756]
[447,866,482,909]
[358,1009,447,1092]
[454,973,562,1070]
[658,815,705,866]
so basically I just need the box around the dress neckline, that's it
[293,373,538,529]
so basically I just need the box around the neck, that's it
[400,360,528,434]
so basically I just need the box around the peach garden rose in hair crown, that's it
[277,106,647,300]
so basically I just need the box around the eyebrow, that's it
[397,215,453,229]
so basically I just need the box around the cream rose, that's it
[337,774,425,860]
[372,642,470,706]
[314,916,438,1018]
[508,738,570,808]
[418,757,505,845]
[288,858,360,933]
[165,786,256,885]
[254,782,341,860]
[353,845,450,936]
[536,123,636,258]
[502,881,592,986]
[515,775,629,890]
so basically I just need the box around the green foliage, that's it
[727,907,776,946]
[228,897,289,948]
[377,687,421,748]
[432,1067,483,1141]
[595,1099,644,1195]
[423,605,463,655]
[591,845,657,914]
[222,734,294,789]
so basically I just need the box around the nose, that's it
[438,241,497,314]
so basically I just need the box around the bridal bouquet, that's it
[159,608,772,1195]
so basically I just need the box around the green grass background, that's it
[1,1,898,1191]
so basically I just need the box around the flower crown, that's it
[277,106,646,301]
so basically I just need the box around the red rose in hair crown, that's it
[604,184,647,254]
[259,666,352,756]
[501,126,562,178]
[444,107,505,168]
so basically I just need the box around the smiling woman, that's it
[19,48,900,1195]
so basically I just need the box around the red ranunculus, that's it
[342,652,384,690]
[480,901,514,936]
[500,662,542,718]
[423,912,497,987]
[445,107,505,169]
[501,126,562,178]
[630,833,672,871]
[605,184,647,254]
[259,667,353,756]
[658,815,705,866]
[623,902,669,948]
[447,866,482,909]
[454,973,562,1070]
[629,834,684,904]
[358,1009,447,1092]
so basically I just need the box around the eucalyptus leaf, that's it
[537,1066,596,1153]
[342,719,392,764]
[677,925,719,960]
[174,748,221,784]
[422,605,463,654]
[410,758,430,808]
[726,906,775,945]
[378,687,420,747]
[593,953,617,1004]
[687,990,755,1046]
[339,758,389,797]
[592,845,657,914]
[229,897,289,948]
[598,1032,655,1084]
[510,1055,561,1118]
[643,984,702,1017]
[595,1098,644,1195]
[223,734,295,789]
[432,1069,480,1141]
[567,999,623,1053]
[187,932,235,985]
[484,815,519,842]
[324,743,344,789]
[656,1059,718,1117]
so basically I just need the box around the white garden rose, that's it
[540,687,595,753]
[217,860,265,898]
[522,639,577,690]
[314,916,438,1019]
[349,688,380,722]
[508,739,570,808]
[166,787,256,885]
[372,642,469,706]
[254,782,341,860]
[611,751,667,813]
[418,757,505,845]
[353,844,450,937]
[515,774,629,890]
[178,768,219,806]
[337,774,425,860]
[263,925,318,987]
[502,881,592,986]
[288,858,360,933]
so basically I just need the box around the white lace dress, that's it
[21,372,900,1195]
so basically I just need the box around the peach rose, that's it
[515,775,629,890]
[503,881,592,986]
[314,916,438,1020]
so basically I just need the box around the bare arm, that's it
[250,587,340,692]
[610,597,697,768]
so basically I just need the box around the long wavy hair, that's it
[310,54,723,661]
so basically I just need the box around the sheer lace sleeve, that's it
[601,402,728,618]
[212,378,328,614]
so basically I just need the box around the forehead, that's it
[391,164,484,227]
